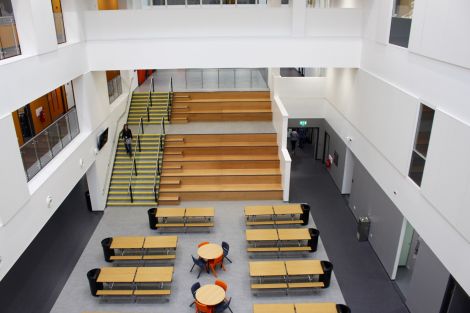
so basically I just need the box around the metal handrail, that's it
[127,117,144,203]
[102,75,136,196]
[153,117,165,202]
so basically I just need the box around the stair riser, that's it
[160,175,281,185]
[173,102,271,109]
[171,113,272,122]
[162,160,280,169]
[166,133,276,142]
[159,191,283,201]
[174,91,270,100]
[164,147,278,155]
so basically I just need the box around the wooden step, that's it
[162,160,279,169]
[174,91,270,100]
[161,169,281,177]
[158,190,282,201]
[171,112,272,122]
[160,184,283,193]
[160,175,281,185]
[163,154,279,162]
[164,141,277,148]
[164,146,278,156]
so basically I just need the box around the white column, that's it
[291,0,307,37]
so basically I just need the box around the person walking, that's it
[122,124,133,156]
[290,129,299,156]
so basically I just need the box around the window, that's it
[106,71,122,103]
[0,0,21,60]
[51,0,66,44]
[389,0,414,48]
[409,104,435,186]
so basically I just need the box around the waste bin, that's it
[148,208,157,230]
[357,216,370,241]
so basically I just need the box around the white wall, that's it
[305,8,362,37]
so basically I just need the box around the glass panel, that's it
[57,114,71,146]
[0,14,21,60]
[218,69,235,89]
[393,0,414,18]
[35,131,53,169]
[202,0,221,4]
[237,0,257,4]
[187,0,200,4]
[202,69,218,89]
[235,69,251,89]
[48,123,63,156]
[168,0,186,4]
[415,105,434,157]
[20,141,40,180]
[186,69,203,89]
[68,108,80,139]
[409,151,425,186]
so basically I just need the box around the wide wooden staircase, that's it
[158,133,283,203]
[127,92,171,126]
[171,91,272,123]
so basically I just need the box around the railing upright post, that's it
[152,77,155,93]
[147,105,150,122]
[140,117,144,134]
[129,185,134,203]
[134,157,138,176]
[138,134,141,152]
[162,117,165,135]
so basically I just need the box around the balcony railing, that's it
[148,0,289,6]
[20,107,80,181]
[0,15,21,60]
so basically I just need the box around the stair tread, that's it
[162,169,281,177]
[164,141,276,148]
[164,155,279,162]
[172,109,272,114]
[160,184,282,192]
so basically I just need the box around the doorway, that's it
[288,127,319,158]
[395,221,421,299]
[322,131,330,163]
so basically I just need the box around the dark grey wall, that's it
[406,241,450,313]
[0,176,102,313]
[349,156,404,278]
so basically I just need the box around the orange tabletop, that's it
[195,284,226,306]
[198,243,223,260]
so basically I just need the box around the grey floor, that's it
[136,69,269,92]
[288,143,410,313]
[50,201,345,313]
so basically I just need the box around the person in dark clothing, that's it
[122,124,133,156]
[290,129,299,155]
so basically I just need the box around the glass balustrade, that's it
[20,108,80,181]
[183,68,268,90]
[107,75,122,103]
[0,15,21,60]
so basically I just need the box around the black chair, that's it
[215,297,233,313]
[300,203,311,225]
[148,208,157,230]
[190,255,208,278]
[101,237,114,262]
[86,268,103,297]
[222,241,232,263]
[189,282,201,307]
[308,228,320,252]
[320,260,333,288]
[336,304,351,313]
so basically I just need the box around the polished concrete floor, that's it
[288,144,410,313]
[50,201,345,313]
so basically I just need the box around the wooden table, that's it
[198,243,223,260]
[245,205,274,217]
[277,228,311,241]
[249,261,286,277]
[195,284,226,306]
[143,236,178,249]
[134,267,173,283]
[110,236,145,249]
[273,204,303,215]
[97,267,137,283]
[295,303,338,313]
[185,207,214,217]
[285,260,324,276]
[246,229,279,241]
[156,207,186,218]
[253,303,295,313]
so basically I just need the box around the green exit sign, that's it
[299,120,308,127]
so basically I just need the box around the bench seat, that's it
[110,255,142,261]
[246,221,275,226]
[279,246,312,252]
[157,223,186,227]
[251,283,288,289]
[275,220,303,225]
[247,247,279,252]
[288,282,324,288]
[142,255,176,260]
[185,222,214,227]
[96,290,133,296]
[133,289,171,296]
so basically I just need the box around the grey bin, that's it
[357,216,370,242]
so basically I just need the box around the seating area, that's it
[101,235,178,264]
[249,260,333,293]
[148,207,215,231]
[87,266,173,301]
[253,302,351,313]
[246,227,319,254]
[245,203,310,226]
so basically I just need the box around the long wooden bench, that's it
[246,228,319,254]
[149,207,215,231]
[253,302,351,313]
[95,289,171,297]
[245,204,310,227]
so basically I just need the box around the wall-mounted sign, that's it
[299,120,308,127]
